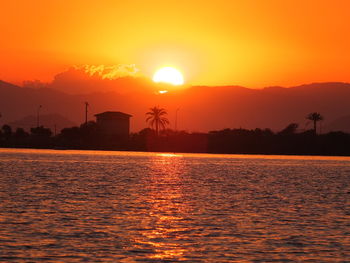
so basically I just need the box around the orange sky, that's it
[1,0,349,87]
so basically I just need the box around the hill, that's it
[8,113,77,134]
[1,80,350,132]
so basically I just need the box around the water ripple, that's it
[0,149,349,262]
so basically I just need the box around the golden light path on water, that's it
[0,148,349,262]
[133,154,188,260]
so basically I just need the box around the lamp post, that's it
[37,105,42,127]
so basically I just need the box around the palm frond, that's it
[145,106,170,132]
[146,116,154,122]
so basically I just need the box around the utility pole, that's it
[85,102,89,125]
[37,105,42,127]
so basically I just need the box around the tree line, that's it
[1,108,350,156]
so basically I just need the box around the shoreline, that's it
[1,146,350,159]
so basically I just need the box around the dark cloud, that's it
[48,65,154,94]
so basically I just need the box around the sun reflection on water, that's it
[132,154,191,260]
[156,152,183,157]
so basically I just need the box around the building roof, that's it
[95,111,132,118]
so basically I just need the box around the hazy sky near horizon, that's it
[1,0,350,88]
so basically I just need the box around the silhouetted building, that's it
[95,111,132,137]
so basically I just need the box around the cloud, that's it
[21,64,183,95]
[79,64,139,80]
[47,64,152,94]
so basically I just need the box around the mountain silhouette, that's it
[1,79,350,132]
[324,115,350,133]
[8,113,77,134]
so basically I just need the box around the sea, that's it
[0,148,349,262]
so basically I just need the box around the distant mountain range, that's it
[8,114,76,134]
[1,79,350,133]
[324,115,350,133]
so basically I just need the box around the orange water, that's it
[0,148,349,262]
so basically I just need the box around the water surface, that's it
[0,149,349,262]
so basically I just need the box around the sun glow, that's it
[153,67,184,86]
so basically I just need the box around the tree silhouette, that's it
[2,125,12,140]
[146,106,169,136]
[30,126,52,137]
[306,112,324,134]
[14,128,29,139]
[278,123,299,135]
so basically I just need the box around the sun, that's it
[152,67,184,86]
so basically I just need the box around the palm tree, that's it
[306,112,324,134]
[146,106,169,135]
